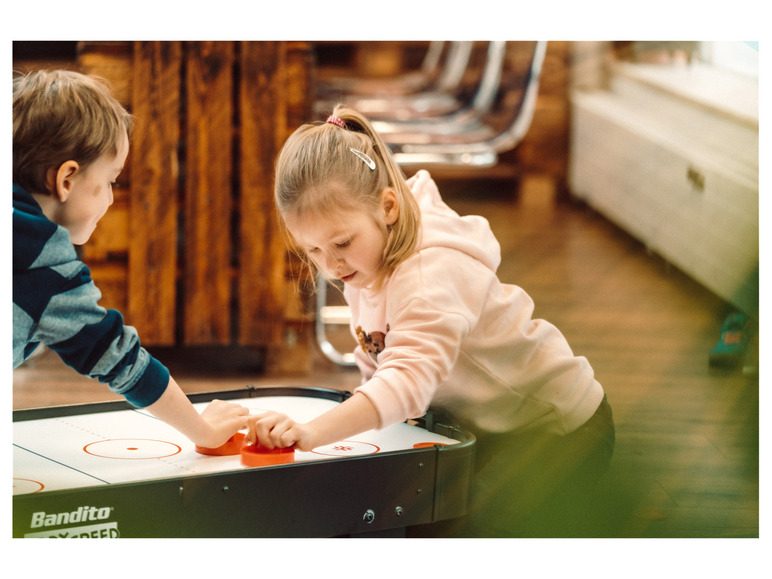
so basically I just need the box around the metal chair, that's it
[381,41,548,168]
[316,41,447,98]
[371,40,509,136]
[315,41,478,120]
[315,273,357,367]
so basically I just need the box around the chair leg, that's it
[315,274,357,367]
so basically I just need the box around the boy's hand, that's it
[145,377,249,450]
[195,399,250,448]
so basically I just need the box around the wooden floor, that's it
[13,175,760,538]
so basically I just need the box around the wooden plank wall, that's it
[75,41,315,369]
[238,43,316,350]
[183,41,234,345]
[128,42,182,346]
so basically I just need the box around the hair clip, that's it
[326,115,346,129]
[350,148,376,171]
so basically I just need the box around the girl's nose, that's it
[322,251,342,272]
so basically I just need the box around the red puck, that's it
[195,432,247,456]
[240,442,295,467]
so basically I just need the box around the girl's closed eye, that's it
[335,239,352,249]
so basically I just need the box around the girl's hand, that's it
[246,412,319,451]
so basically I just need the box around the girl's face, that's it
[285,189,398,290]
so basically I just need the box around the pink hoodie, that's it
[346,170,604,436]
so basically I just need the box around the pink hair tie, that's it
[326,115,346,129]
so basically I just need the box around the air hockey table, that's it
[13,386,475,538]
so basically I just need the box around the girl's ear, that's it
[45,160,80,202]
[380,187,400,226]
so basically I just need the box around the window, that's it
[698,41,758,78]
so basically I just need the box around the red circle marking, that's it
[13,478,45,494]
[83,439,182,459]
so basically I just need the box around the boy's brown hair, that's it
[13,69,134,195]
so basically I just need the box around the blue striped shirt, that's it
[12,184,169,408]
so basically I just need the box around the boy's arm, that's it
[146,376,249,448]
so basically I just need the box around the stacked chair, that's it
[316,41,477,119]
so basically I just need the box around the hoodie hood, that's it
[407,170,501,273]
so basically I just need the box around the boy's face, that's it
[58,132,129,245]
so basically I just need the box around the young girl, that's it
[247,105,615,537]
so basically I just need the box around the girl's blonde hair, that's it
[274,104,421,290]
[13,69,134,195]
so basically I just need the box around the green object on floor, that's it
[709,312,750,368]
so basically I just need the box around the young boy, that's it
[12,69,247,448]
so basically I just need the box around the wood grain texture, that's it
[182,41,235,345]
[128,41,182,345]
[236,42,314,356]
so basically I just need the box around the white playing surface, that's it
[13,394,458,496]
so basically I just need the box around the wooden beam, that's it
[128,41,182,345]
[182,41,235,345]
[237,41,292,347]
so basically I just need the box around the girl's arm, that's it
[146,376,249,448]
[246,392,380,452]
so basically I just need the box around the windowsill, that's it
[611,61,758,128]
